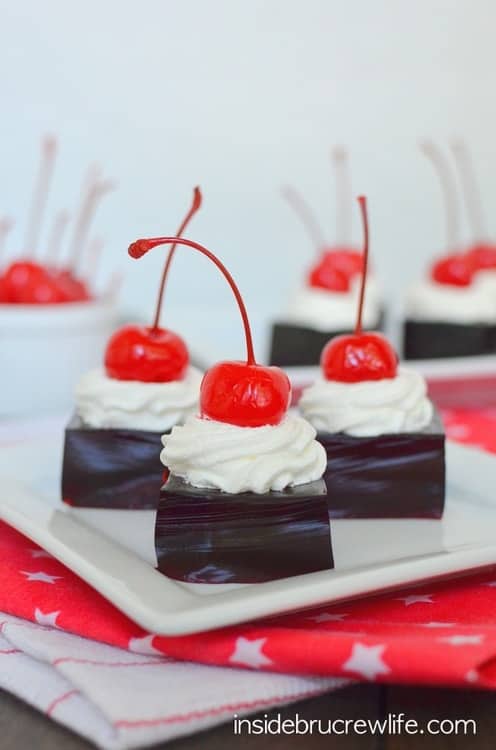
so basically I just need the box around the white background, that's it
[0,0,495,362]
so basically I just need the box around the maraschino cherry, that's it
[128,236,291,427]
[431,254,473,287]
[420,141,475,288]
[105,188,202,383]
[321,196,398,383]
[283,148,365,293]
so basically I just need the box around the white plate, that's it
[1,435,496,635]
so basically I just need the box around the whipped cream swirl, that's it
[405,279,496,324]
[161,413,327,494]
[299,367,433,437]
[284,277,381,332]
[75,367,202,431]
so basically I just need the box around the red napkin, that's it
[1,407,496,689]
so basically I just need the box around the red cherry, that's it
[430,254,473,287]
[321,196,398,383]
[465,243,496,271]
[283,174,366,294]
[324,248,364,277]
[52,269,92,301]
[128,236,292,427]
[321,332,397,382]
[106,188,202,382]
[307,247,367,292]
[1,261,56,303]
[307,254,350,292]
[105,324,189,382]
[200,361,290,427]
[17,274,68,304]
[0,260,85,304]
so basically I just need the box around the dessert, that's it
[300,196,446,519]
[124,234,332,583]
[269,148,383,367]
[62,189,203,510]
[0,136,113,304]
[404,142,496,360]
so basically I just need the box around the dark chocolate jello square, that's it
[319,413,445,519]
[61,415,165,510]
[269,315,384,367]
[403,319,496,360]
[155,476,333,583]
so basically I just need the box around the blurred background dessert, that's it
[404,142,496,359]
[268,149,384,366]
[0,135,118,415]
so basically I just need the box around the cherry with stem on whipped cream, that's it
[451,140,496,272]
[283,149,366,293]
[421,140,474,287]
[320,196,398,383]
[105,188,202,383]
[283,185,352,292]
[128,236,291,427]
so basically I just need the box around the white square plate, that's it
[1,434,496,635]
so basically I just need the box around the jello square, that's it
[155,476,333,584]
[61,415,166,510]
[319,412,445,519]
[404,319,496,360]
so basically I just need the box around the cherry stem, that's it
[24,135,57,255]
[421,141,460,250]
[0,217,14,261]
[129,236,256,366]
[151,186,202,331]
[332,146,352,246]
[46,210,70,265]
[67,167,114,270]
[282,186,326,251]
[451,140,487,241]
[355,195,369,336]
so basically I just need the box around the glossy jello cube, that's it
[155,476,333,583]
[319,412,445,519]
[61,415,165,510]
[403,319,496,360]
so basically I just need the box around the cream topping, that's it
[75,366,202,431]
[161,413,327,494]
[299,367,433,437]
[405,279,496,323]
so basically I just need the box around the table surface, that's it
[1,684,495,749]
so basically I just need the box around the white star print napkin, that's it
[0,613,347,749]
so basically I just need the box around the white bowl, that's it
[0,299,118,417]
